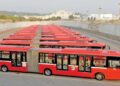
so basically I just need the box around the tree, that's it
[69,15,74,20]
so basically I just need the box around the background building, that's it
[88,14,118,20]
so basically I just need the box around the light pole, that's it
[86,10,90,21]
[98,6,102,20]
[118,3,120,19]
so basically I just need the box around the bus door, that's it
[11,52,22,67]
[56,54,68,72]
[79,56,92,73]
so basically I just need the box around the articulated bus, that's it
[0,40,106,49]
[3,37,33,40]
[41,34,86,38]
[0,46,120,80]
[0,40,32,46]
[40,41,106,49]
[40,38,94,42]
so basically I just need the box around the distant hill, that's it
[0,11,44,16]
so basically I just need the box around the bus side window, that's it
[39,53,44,63]
[85,57,91,72]
[45,54,55,64]
[45,54,50,63]
[11,52,16,66]
[70,55,77,65]
[109,59,120,68]
[79,56,84,71]
[57,55,62,69]
[22,52,26,62]
[0,51,2,58]
[93,56,106,67]
[16,52,22,67]
[63,55,68,70]
[2,51,10,59]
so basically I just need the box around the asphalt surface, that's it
[0,72,120,86]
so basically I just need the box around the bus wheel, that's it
[95,73,105,81]
[44,69,52,76]
[1,66,8,72]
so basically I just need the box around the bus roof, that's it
[39,48,120,57]
[0,45,31,52]
[40,41,105,47]
[3,37,33,40]
[0,40,33,45]
[9,35,35,38]
[40,38,93,42]
[41,25,86,38]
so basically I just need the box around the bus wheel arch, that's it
[44,68,52,76]
[95,72,105,81]
[1,65,8,72]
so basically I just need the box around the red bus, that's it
[0,45,31,72]
[40,38,94,42]
[38,48,120,80]
[0,40,105,49]
[3,37,33,40]
[0,40,33,46]
[2,25,40,40]
[11,33,37,37]
[40,41,106,49]
[41,25,87,39]
[0,46,120,80]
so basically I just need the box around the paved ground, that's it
[0,72,120,86]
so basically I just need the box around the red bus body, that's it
[38,48,120,80]
[40,38,94,42]
[3,37,33,40]
[0,40,33,45]
[40,41,106,49]
[0,46,31,72]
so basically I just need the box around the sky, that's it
[0,0,120,14]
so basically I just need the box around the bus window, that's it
[57,55,62,69]
[22,52,26,62]
[79,56,91,72]
[39,53,44,63]
[63,55,68,70]
[2,51,10,59]
[45,54,54,64]
[39,53,55,64]
[85,57,91,72]
[93,56,106,67]
[0,51,2,58]
[16,53,22,67]
[70,55,77,65]
[11,52,22,67]
[12,52,16,66]
[109,60,120,68]
[79,56,84,71]
[56,54,68,70]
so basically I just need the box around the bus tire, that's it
[95,73,105,81]
[1,65,8,72]
[44,69,52,76]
